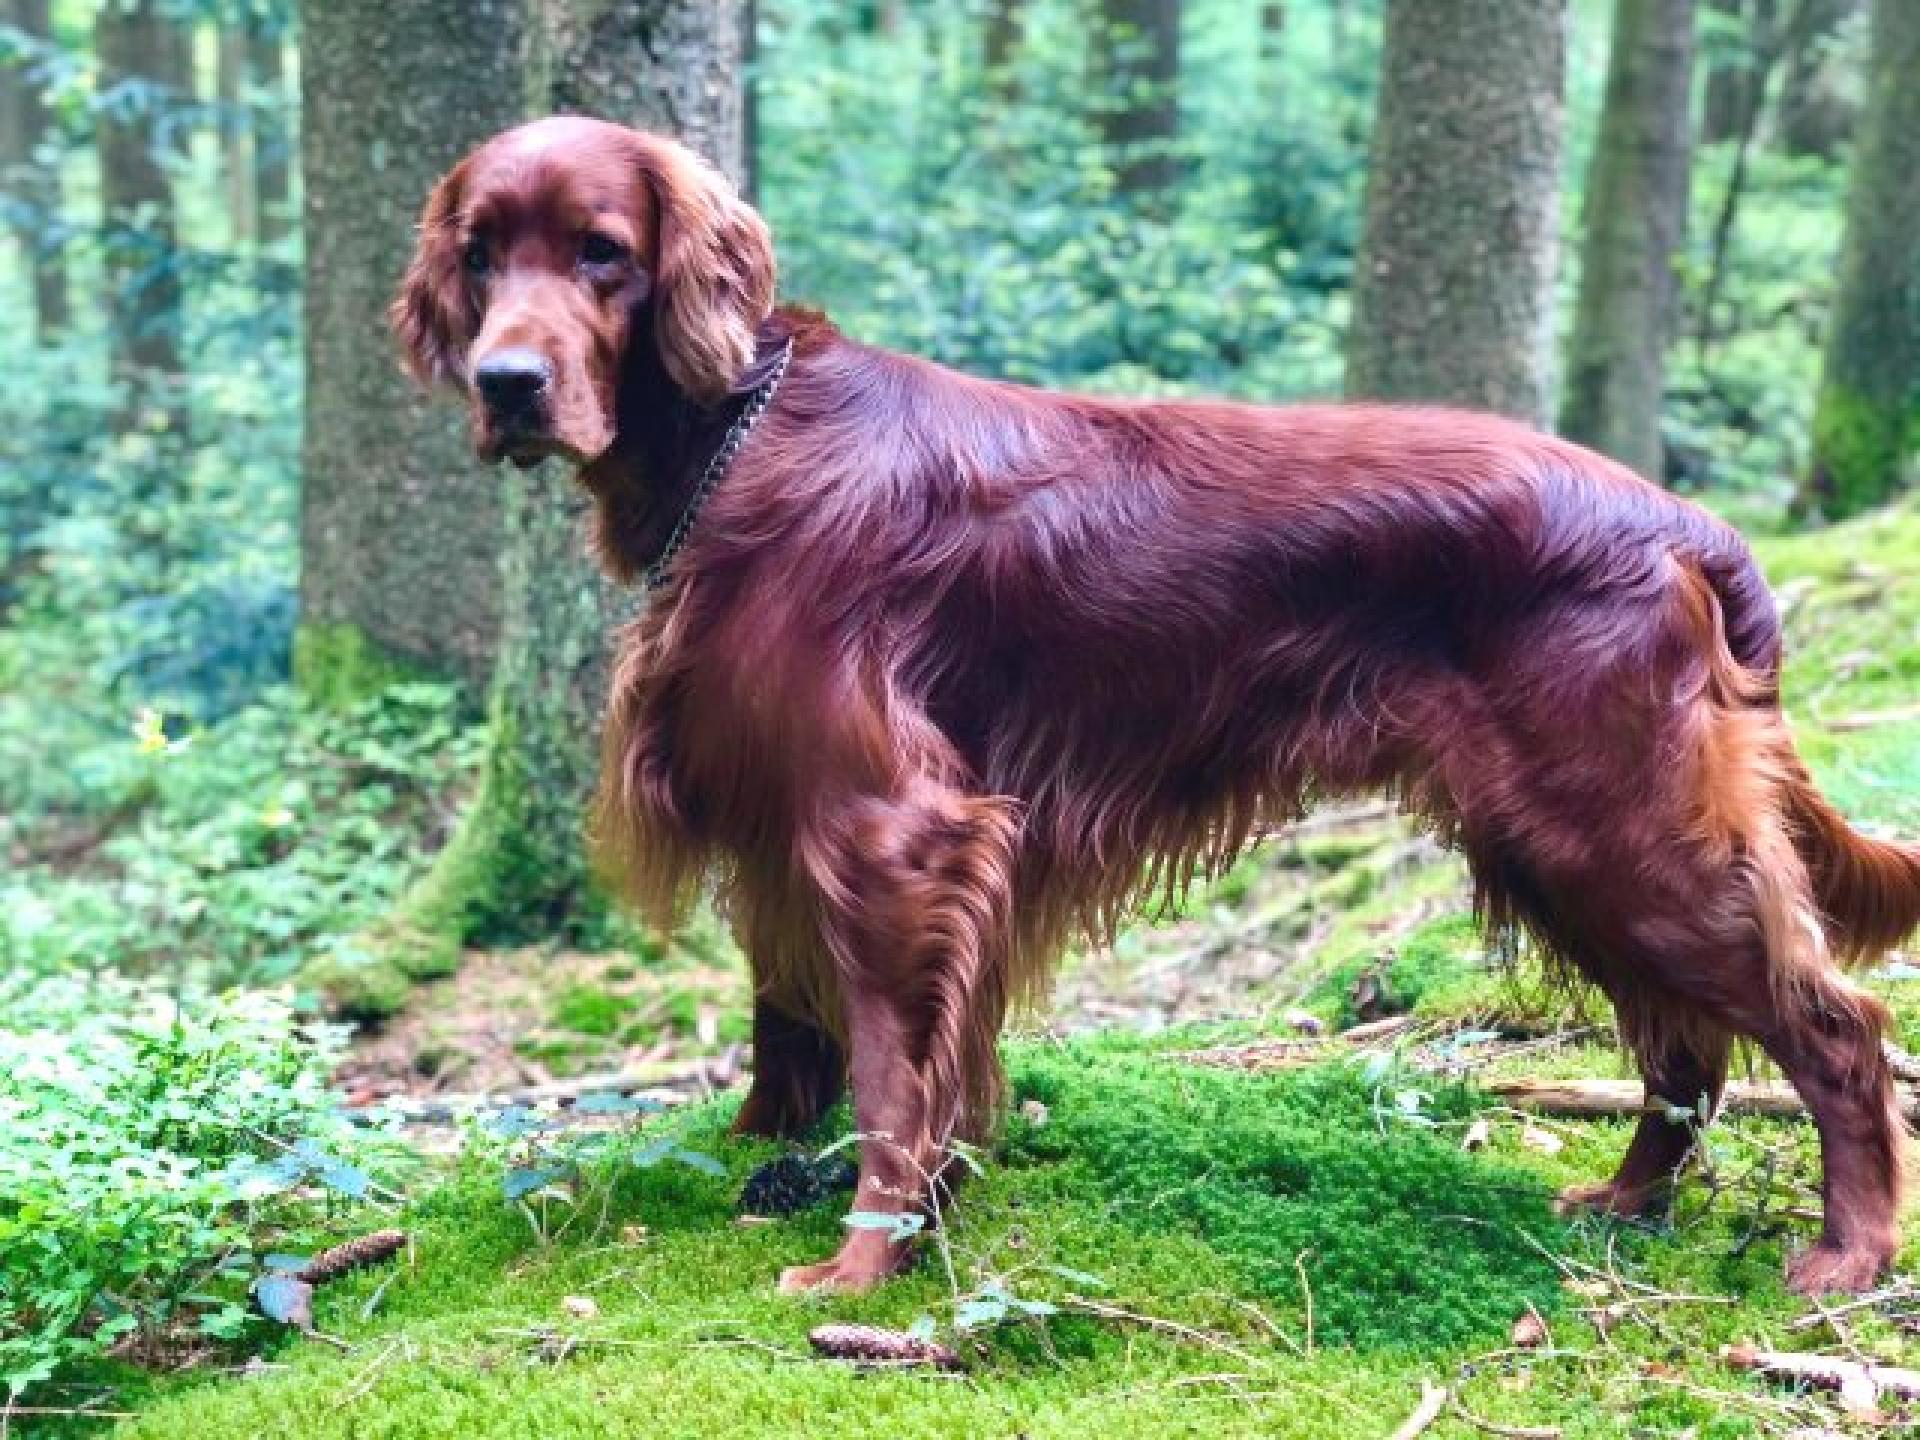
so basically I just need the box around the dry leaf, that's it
[1510,1308,1549,1349]
[561,1295,599,1320]
[1019,1099,1050,1128]
[1461,1118,1492,1152]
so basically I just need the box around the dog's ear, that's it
[642,142,776,404]
[390,160,475,388]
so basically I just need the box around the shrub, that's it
[0,972,392,1400]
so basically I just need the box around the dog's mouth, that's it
[477,421,585,471]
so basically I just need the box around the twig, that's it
[1486,1076,1920,1124]
[1447,1395,1562,1439]
[1387,1380,1449,1440]
[1062,1296,1260,1367]
[1787,1280,1919,1331]
[1294,1250,1316,1355]
[1722,1342,1920,1402]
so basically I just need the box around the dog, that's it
[395,116,1920,1295]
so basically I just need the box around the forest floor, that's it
[91,498,1920,1437]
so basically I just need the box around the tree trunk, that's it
[297,0,521,704]
[1561,0,1696,481]
[984,0,1025,103]
[216,20,252,250]
[1344,0,1567,426]
[1701,0,1773,143]
[1799,0,1920,519]
[330,0,750,1009]
[1777,0,1860,159]
[95,0,188,434]
[246,14,292,248]
[1090,0,1181,202]
[0,0,69,341]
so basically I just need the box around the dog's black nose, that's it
[473,348,552,407]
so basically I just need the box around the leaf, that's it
[572,1091,661,1116]
[843,1210,926,1243]
[665,1146,727,1178]
[316,1158,373,1199]
[481,1105,550,1139]
[262,1252,311,1274]
[254,1275,314,1329]
[906,1314,939,1342]
[1010,1298,1059,1317]
[953,1297,1009,1331]
[503,1165,572,1201]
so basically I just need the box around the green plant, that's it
[0,972,394,1401]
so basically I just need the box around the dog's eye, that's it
[462,237,490,275]
[579,233,626,267]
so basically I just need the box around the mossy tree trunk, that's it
[338,0,749,1010]
[1091,0,1181,203]
[0,0,69,341]
[1799,0,1920,520]
[297,0,520,704]
[1344,0,1566,426]
[96,0,189,436]
[1561,0,1695,482]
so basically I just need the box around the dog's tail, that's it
[1782,767,1920,967]
[1692,545,1920,968]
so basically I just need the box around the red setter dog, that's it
[396,117,1919,1295]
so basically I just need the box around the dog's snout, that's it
[473,348,553,407]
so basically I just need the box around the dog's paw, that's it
[778,1258,884,1296]
[1786,1240,1894,1296]
[1553,1179,1666,1220]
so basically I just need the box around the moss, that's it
[551,982,633,1037]
[291,622,438,712]
[1803,382,1920,521]
[300,946,412,1023]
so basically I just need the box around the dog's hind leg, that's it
[732,998,845,1140]
[776,778,1019,1294]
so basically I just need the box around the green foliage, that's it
[0,682,485,995]
[0,972,388,1401]
[1805,380,1920,520]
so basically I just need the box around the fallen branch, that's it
[1448,1395,1562,1439]
[1487,1077,1920,1125]
[1722,1341,1920,1407]
[1387,1380,1449,1440]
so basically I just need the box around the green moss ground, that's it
[97,499,1920,1438]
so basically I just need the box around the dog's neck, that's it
[577,311,792,587]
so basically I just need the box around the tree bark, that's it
[1777,0,1860,158]
[1561,0,1696,482]
[1,0,69,340]
[326,0,750,1009]
[1799,0,1920,519]
[246,12,292,248]
[1701,0,1774,143]
[297,0,522,701]
[95,0,188,434]
[1344,0,1567,426]
[216,20,252,250]
[1090,0,1181,202]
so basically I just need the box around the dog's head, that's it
[391,116,777,468]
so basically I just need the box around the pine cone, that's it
[808,1323,961,1370]
[736,1154,858,1217]
[297,1229,409,1285]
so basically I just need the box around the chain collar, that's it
[639,337,795,594]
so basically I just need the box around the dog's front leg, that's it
[776,780,1018,1294]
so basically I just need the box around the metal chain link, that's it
[639,337,795,594]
